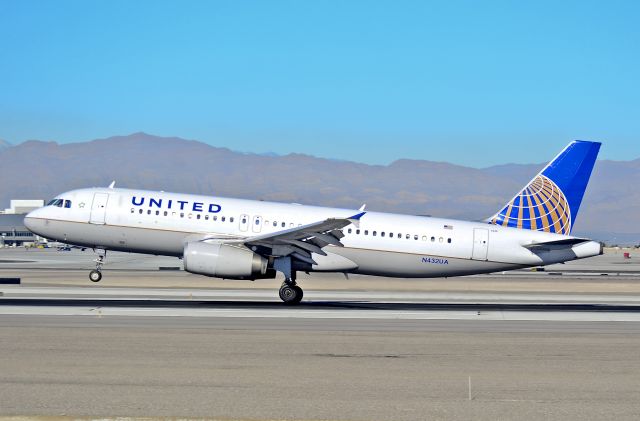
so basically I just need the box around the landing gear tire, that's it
[279,283,303,305]
[89,270,102,283]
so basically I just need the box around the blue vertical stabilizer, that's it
[488,141,601,235]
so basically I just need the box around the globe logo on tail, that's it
[491,175,572,235]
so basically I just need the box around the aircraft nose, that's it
[23,211,35,231]
[23,208,45,234]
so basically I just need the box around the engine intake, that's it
[183,242,268,280]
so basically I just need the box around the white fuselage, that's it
[24,187,602,278]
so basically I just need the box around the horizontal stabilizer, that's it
[522,238,589,249]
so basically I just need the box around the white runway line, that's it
[2,305,640,322]
[4,286,640,305]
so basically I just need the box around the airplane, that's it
[24,140,602,304]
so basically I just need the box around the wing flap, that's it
[242,211,366,262]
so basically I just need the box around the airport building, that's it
[0,199,44,246]
[1,199,44,215]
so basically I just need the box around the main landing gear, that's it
[274,256,303,305]
[279,279,303,305]
[89,250,106,283]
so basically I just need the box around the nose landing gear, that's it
[89,251,106,283]
[89,269,102,282]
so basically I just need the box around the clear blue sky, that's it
[1,0,638,167]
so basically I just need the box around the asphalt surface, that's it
[2,315,640,420]
[2,247,640,420]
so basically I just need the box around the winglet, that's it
[348,211,366,228]
[359,204,366,212]
[108,181,116,189]
[349,211,366,221]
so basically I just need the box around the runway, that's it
[3,287,640,322]
[2,248,640,420]
[2,313,640,420]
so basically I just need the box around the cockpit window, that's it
[47,199,64,207]
[47,198,69,208]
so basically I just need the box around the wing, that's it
[235,211,366,265]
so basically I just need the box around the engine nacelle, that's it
[183,242,268,280]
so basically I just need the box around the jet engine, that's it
[183,242,269,280]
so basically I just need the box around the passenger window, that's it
[348,228,352,234]
[188,214,192,219]
[222,216,226,222]
[230,217,234,223]
[64,200,71,208]
[196,214,201,219]
[447,238,452,243]
[364,230,369,235]
[273,221,277,227]
[156,210,160,216]
[381,232,385,237]
[397,233,402,238]
[213,215,218,221]
[356,229,360,235]
[130,208,135,213]
[281,222,286,227]
[439,237,443,243]
[147,210,151,215]
[139,209,143,214]
[422,236,427,241]
[389,232,393,237]
[373,231,377,236]
[431,236,435,242]
[205,215,209,220]
[414,235,418,240]
[242,217,247,224]
[406,234,410,239]
[180,213,184,218]
[164,211,168,216]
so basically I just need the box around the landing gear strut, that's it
[89,251,106,283]
[274,256,303,304]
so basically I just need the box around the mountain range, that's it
[0,133,637,244]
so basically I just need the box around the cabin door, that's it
[89,193,109,225]
[471,228,489,260]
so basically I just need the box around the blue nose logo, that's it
[492,175,571,235]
